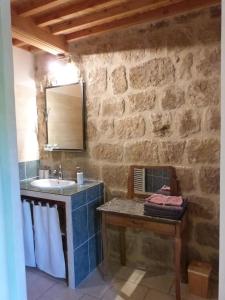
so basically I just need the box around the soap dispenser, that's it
[76,167,84,185]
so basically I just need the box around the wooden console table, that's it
[97,198,187,300]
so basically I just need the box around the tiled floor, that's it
[26,265,218,300]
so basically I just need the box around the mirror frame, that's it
[44,81,86,151]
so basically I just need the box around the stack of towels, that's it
[144,186,187,220]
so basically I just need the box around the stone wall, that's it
[35,6,221,278]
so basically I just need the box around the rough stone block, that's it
[115,116,145,139]
[102,165,128,189]
[195,222,219,249]
[125,141,159,163]
[174,11,203,24]
[159,141,186,164]
[167,27,193,51]
[82,161,100,180]
[101,98,125,116]
[199,167,220,194]
[111,66,128,94]
[187,139,220,164]
[142,236,173,264]
[176,167,195,193]
[92,143,123,162]
[87,67,107,96]
[151,112,172,137]
[129,57,175,89]
[161,86,185,110]
[128,90,156,112]
[99,119,114,138]
[204,107,220,132]
[179,52,193,80]
[178,109,201,137]
[86,97,100,117]
[187,79,220,107]
[197,48,220,77]
[188,195,215,220]
[197,20,221,44]
[87,120,98,141]
[106,189,127,201]
[120,49,146,63]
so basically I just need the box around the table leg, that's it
[102,213,108,275]
[181,229,188,283]
[175,236,182,300]
[119,226,126,266]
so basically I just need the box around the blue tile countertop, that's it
[20,178,102,197]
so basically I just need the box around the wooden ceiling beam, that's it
[11,10,68,55]
[12,38,26,47]
[14,0,71,17]
[66,0,220,41]
[21,45,43,53]
[14,41,26,47]
[34,0,130,27]
[50,0,182,35]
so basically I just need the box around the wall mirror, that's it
[45,82,85,151]
[127,165,179,198]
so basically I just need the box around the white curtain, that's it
[33,203,65,278]
[22,201,36,267]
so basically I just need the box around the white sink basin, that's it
[31,179,76,189]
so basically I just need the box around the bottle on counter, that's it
[76,167,84,185]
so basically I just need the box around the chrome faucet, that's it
[52,164,63,179]
[58,164,63,180]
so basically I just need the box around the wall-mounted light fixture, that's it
[47,55,80,86]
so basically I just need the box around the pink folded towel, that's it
[145,194,183,207]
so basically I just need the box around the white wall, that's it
[13,47,39,162]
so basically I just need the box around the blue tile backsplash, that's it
[18,160,40,180]
[19,162,26,180]
[71,183,104,287]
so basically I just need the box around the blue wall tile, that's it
[71,192,86,211]
[86,185,100,203]
[89,232,102,272]
[25,160,39,179]
[74,241,89,287]
[72,183,104,287]
[19,162,26,180]
[73,205,88,249]
[18,160,40,180]
[88,199,101,237]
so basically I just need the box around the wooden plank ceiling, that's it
[11,0,220,55]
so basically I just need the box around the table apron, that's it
[104,213,177,237]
